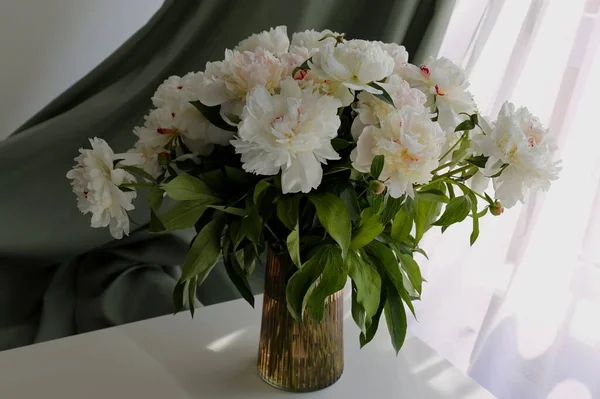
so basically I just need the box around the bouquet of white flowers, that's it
[67,26,561,356]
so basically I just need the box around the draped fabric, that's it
[0,0,454,351]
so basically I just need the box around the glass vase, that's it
[257,247,344,392]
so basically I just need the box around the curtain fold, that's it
[0,0,454,351]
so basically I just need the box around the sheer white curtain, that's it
[409,1,600,398]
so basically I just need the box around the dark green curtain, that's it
[0,0,455,351]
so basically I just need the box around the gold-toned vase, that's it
[257,248,344,392]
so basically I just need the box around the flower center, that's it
[157,127,177,135]
[420,65,430,78]
[528,137,536,147]
[435,85,445,96]
[294,69,308,80]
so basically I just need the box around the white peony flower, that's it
[151,72,198,108]
[66,138,136,239]
[310,39,395,94]
[398,57,476,131]
[122,142,165,178]
[471,102,561,207]
[351,108,445,198]
[231,79,342,194]
[351,74,427,139]
[280,45,312,77]
[235,25,290,54]
[295,69,356,107]
[374,41,409,74]
[290,29,340,51]
[191,48,287,123]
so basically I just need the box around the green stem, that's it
[433,165,471,181]
[438,131,468,162]
[430,161,453,175]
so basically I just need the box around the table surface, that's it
[0,292,494,399]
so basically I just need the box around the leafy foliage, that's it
[130,102,495,356]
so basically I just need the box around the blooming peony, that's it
[290,29,340,51]
[351,74,427,139]
[471,102,561,207]
[374,41,409,74]
[398,56,476,131]
[192,48,287,123]
[352,108,445,198]
[151,73,198,108]
[66,138,137,239]
[231,79,341,193]
[236,25,290,54]
[310,40,395,94]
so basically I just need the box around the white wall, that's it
[0,0,163,140]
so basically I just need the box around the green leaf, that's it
[148,187,164,212]
[454,119,476,132]
[190,101,237,132]
[432,196,471,227]
[287,227,301,268]
[347,250,381,333]
[253,179,272,204]
[120,165,156,182]
[397,253,423,295]
[350,215,384,250]
[180,217,226,281]
[476,207,489,218]
[370,155,385,179]
[368,82,395,107]
[381,195,405,225]
[206,205,245,217]
[416,188,450,204]
[309,193,352,257]
[351,282,367,335]
[368,191,385,214]
[223,248,255,308]
[242,204,262,245]
[150,209,166,233]
[414,183,445,243]
[228,219,244,249]
[384,276,408,355]
[413,247,429,259]
[447,182,456,200]
[307,246,347,322]
[468,192,480,246]
[286,246,330,320]
[277,195,301,230]
[391,207,413,243]
[332,138,354,152]
[340,185,361,221]
[159,200,207,231]
[163,173,219,202]
[466,155,489,168]
[360,287,386,348]
[484,192,494,205]
[188,277,197,317]
[172,280,189,313]
[366,242,403,294]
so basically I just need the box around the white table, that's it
[0,293,494,398]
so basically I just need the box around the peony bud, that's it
[158,151,171,166]
[369,180,386,195]
[489,200,504,216]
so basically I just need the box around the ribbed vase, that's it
[257,247,344,392]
